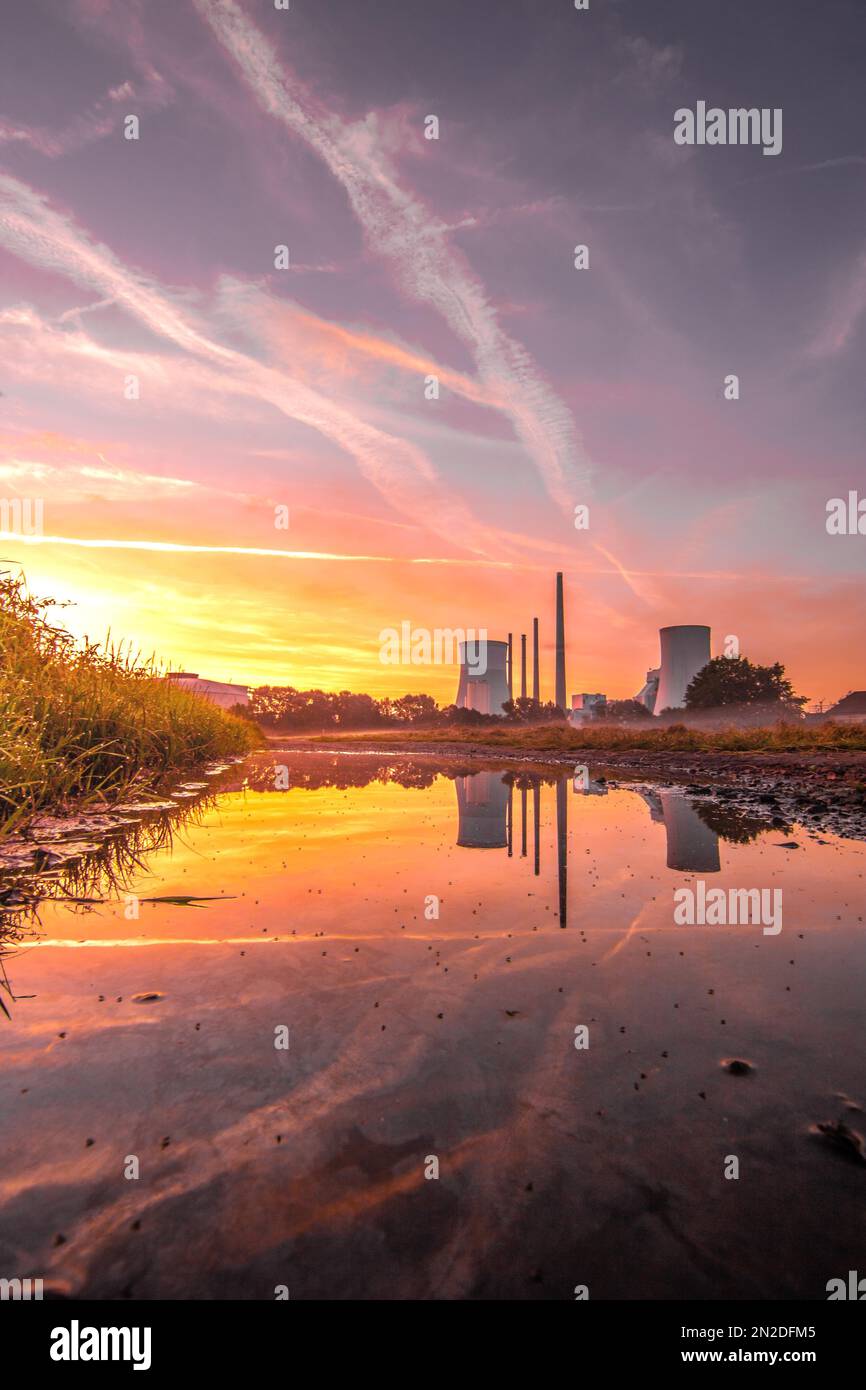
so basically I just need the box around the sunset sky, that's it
[0,0,864,706]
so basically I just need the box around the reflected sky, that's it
[0,753,864,1299]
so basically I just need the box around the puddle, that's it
[0,751,864,1299]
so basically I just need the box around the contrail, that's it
[194,0,591,510]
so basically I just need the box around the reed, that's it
[0,571,260,836]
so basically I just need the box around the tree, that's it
[388,693,439,725]
[683,657,807,711]
[592,699,652,722]
[502,697,565,723]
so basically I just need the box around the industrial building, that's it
[455,572,567,714]
[451,578,714,726]
[635,667,660,713]
[825,691,866,722]
[637,626,711,714]
[165,673,250,710]
[454,640,510,715]
[569,692,606,726]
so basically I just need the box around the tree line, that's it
[246,658,807,731]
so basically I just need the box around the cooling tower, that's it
[654,625,711,712]
[555,572,566,710]
[455,639,510,715]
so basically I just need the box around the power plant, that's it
[455,571,568,713]
[453,571,712,720]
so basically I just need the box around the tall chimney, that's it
[520,633,527,699]
[532,617,540,703]
[507,633,513,701]
[555,572,566,711]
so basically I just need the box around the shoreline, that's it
[265,733,866,784]
[264,737,866,841]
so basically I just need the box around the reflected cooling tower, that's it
[637,789,721,871]
[654,625,711,712]
[658,790,720,872]
[455,639,510,715]
[456,772,510,848]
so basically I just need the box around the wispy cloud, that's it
[0,74,168,159]
[0,173,501,554]
[0,456,195,499]
[807,247,866,359]
[193,0,590,511]
[214,277,503,410]
[0,532,514,566]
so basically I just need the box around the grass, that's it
[0,571,261,836]
[298,720,866,755]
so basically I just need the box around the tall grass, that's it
[0,571,260,835]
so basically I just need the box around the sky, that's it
[0,0,864,706]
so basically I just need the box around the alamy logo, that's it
[674,102,782,156]
[379,622,488,672]
[0,1276,43,1300]
[0,497,44,535]
[826,491,866,535]
[826,1270,866,1299]
[674,881,782,935]
[50,1320,152,1371]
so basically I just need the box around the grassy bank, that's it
[0,573,261,835]
[298,720,866,754]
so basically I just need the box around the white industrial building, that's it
[636,626,711,714]
[568,692,606,726]
[165,673,250,710]
[455,639,510,715]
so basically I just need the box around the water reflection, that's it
[456,772,510,849]
[637,788,721,872]
[2,758,788,954]
[0,749,862,1301]
[451,769,735,930]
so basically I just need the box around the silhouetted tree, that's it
[684,657,807,712]
[502,697,564,723]
[592,698,653,722]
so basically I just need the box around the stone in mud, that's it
[722,1058,754,1076]
[812,1121,866,1165]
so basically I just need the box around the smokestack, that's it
[555,572,566,711]
[521,633,527,699]
[532,617,539,702]
[507,633,513,701]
